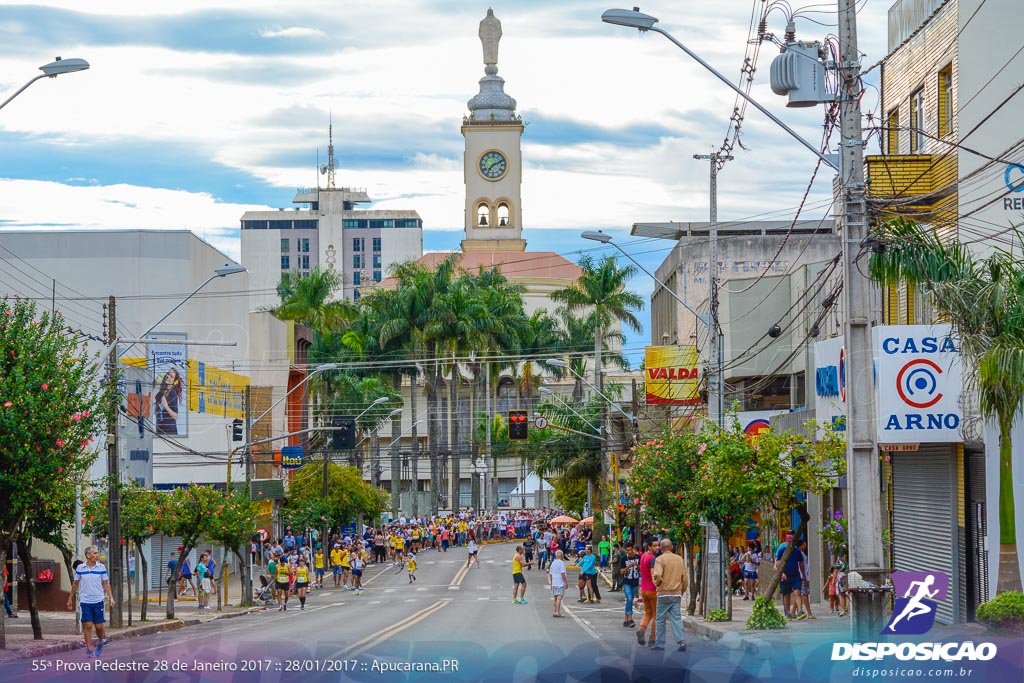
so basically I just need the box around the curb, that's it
[0,606,263,662]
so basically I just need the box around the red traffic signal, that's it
[508,410,529,440]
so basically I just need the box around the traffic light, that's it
[231,418,244,442]
[508,410,529,440]
[332,416,356,450]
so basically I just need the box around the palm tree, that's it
[272,267,356,334]
[461,267,526,509]
[552,254,644,532]
[270,267,357,450]
[869,217,1023,593]
[342,288,415,513]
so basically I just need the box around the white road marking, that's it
[416,587,428,591]
[368,600,381,605]
[477,597,490,601]
[448,586,460,590]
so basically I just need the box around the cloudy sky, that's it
[0,0,891,362]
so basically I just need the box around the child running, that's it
[407,552,417,583]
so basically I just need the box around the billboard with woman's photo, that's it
[149,334,188,436]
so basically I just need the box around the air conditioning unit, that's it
[770,42,828,108]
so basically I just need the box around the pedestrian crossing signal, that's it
[508,410,528,440]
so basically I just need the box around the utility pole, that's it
[692,151,731,430]
[243,385,253,606]
[595,322,608,533]
[694,150,731,613]
[485,361,493,510]
[105,295,123,628]
[836,0,883,638]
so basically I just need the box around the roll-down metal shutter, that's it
[892,446,957,625]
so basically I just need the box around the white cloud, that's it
[0,179,267,260]
[258,26,327,39]
[0,0,892,247]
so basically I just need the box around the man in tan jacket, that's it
[651,538,687,651]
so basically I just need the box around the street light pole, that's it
[103,263,245,627]
[601,5,879,633]
[0,57,90,112]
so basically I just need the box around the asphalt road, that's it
[6,543,762,682]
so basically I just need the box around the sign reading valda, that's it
[645,345,700,405]
[873,325,962,444]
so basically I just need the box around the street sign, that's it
[281,445,304,469]
[880,443,919,452]
[533,416,548,430]
[256,528,269,543]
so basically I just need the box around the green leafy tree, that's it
[552,254,644,539]
[0,296,111,649]
[285,462,388,530]
[869,217,1023,593]
[155,485,222,620]
[552,477,588,517]
[205,491,258,609]
[17,474,81,640]
[629,430,706,614]
[82,479,161,620]
[742,422,845,601]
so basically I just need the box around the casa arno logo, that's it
[831,571,998,663]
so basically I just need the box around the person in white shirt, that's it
[66,545,115,658]
[547,550,568,618]
[465,539,481,569]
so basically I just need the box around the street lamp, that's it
[600,9,838,172]
[0,57,90,112]
[600,8,879,632]
[97,263,249,366]
[101,262,246,627]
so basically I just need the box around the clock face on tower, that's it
[478,150,508,180]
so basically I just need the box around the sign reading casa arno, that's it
[873,325,962,444]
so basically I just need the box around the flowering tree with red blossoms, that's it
[0,296,112,649]
[629,429,707,615]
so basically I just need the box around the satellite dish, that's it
[320,164,328,175]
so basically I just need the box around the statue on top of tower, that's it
[479,8,501,67]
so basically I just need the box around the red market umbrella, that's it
[580,516,594,525]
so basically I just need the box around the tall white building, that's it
[240,127,423,309]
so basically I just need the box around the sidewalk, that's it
[592,572,993,654]
[0,597,263,663]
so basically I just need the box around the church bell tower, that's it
[461,8,526,252]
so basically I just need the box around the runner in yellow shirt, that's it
[330,546,343,588]
[313,548,325,589]
[393,534,406,569]
[295,557,310,610]
[407,552,418,584]
[340,546,352,590]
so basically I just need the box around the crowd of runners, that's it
[254,509,580,608]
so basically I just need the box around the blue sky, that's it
[0,0,892,365]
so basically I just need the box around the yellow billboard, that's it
[187,360,248,419]
[645,345,700,405]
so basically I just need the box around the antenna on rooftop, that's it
[319,112,336,189]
